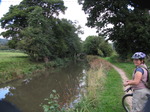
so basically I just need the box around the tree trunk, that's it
[44,56,49,63]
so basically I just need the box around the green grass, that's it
[105,56,134,79]
[0,51,44,83]
[97,68,125,112]
[105,56,150,79]
[72,57,125,112]
[0,51,71,84]
[73,68,125,112]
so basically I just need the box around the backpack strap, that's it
[138,65,149,82]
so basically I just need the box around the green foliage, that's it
[19,6,53,61]
[0,0,82,62]
[83,36,113,57]
[0,0,66,38]
[45,58,70,67]
[42,90,65,112]
[79,0,150,59]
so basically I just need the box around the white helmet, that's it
[132,52,146,59]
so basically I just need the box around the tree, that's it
[19,6,53,61]
[83,36,113,57]
[79,0,150,59]
[0,0,82,62]
[0,0,66,40]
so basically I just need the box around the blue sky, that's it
[0,0,98,40]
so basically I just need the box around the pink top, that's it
[132,64,148,90]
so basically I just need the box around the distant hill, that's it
[0,38,8,45]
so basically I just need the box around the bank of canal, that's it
[0,62,88,112]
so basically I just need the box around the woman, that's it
[124,52,150,112]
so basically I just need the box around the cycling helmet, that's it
[132,52,146,59]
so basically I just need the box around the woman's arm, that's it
[124,71,142,86]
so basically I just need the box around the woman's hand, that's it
[124,72,142,86]
[123,81,129,87]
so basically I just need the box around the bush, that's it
[83,36,113,57]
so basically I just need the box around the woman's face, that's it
[133,59,143,66]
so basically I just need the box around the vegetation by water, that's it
[72,56,124,112]
[74,68,125,112]
[42,55,125,112]
[0,51,70,84]
[0,51,43,83]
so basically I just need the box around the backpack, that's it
[138,65,150,89]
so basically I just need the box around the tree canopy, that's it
[79,0,150,59]
[83,36,113,57]
[0,0,82,62]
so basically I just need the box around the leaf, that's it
[50,94,54,98]
[52,90,56,93]
[43,105,50,112]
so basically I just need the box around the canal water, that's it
[0,62,88,112]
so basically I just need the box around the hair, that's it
[139,58,145,64]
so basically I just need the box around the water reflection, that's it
[0,87,10,99]
[0,62,87,112]
[0,86,15,100]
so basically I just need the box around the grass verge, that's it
[0,51,70,84]
[104,56,134,79]
[71,55,125,112]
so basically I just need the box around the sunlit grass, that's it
[0,51,43,83]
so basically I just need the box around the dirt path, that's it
[111,65,132,109]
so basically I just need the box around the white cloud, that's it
[0,0,21,38]
[0,0,21,18]
[59,0,98,40]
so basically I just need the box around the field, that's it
[0,51,44,83]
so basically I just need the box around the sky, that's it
[0,0,98,40]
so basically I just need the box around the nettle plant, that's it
[42,90,65,112]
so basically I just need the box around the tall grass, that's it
[86,68,105,99]
[72,55,125,112]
